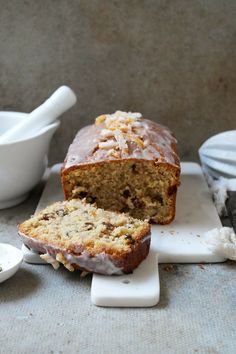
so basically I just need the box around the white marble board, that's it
[21,162,224,308]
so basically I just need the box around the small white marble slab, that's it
[91,251,159,307]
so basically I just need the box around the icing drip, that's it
[19,232,124,275]
[63,251,123,275]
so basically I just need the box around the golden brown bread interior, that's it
[61,111,181,224]
[18,199,151,275]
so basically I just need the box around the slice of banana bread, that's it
[61,111,180,224]
[18,199,151,275]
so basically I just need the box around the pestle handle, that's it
[0,86,77,144]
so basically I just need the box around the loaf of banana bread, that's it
[61,111,180,224]
[18,199,151,275]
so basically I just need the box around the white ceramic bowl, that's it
[199,130,236,178]
[0,111,60,209]
[0,243,23,283]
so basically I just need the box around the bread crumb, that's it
[198,264,205,270]
[164,264,174,272]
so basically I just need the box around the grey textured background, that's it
[0,0,235,163]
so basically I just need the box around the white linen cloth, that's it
[203,168,236,260]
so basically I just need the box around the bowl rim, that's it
[200,130,236,148]
[0,112,60,146]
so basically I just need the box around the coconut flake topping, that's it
[95,111,144,154]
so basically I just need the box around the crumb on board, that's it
[198,263,205,270]
[164,264,174,272]
[80,271,90,277]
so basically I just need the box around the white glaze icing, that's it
[141,234,151,244]
[63,251,123,275]
[19,231,124,275]
[64,112,180,169]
